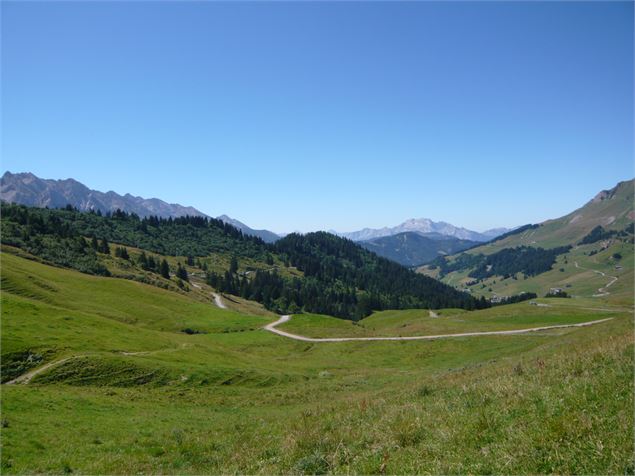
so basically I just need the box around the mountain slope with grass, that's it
[418,179,634,301]
[1,248,632,474]
[0,202,482,320]
[479,179,633,251]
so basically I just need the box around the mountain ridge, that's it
[1,171,282,242]
[417,178,635,301]
[359,231,480,267]
[1,171,207,219]
[216,214,280,243]
[335,218,511,242]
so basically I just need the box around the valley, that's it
[3,2,633,473]
[1,178,633,474]
[1,250,632,474]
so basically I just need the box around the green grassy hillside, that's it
[479,179,633,252]
[278,301,624,338]
[418,179,634,301]
[1,251,633,474]
[1,203,482,319]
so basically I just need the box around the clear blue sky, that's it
[2,1,633,233]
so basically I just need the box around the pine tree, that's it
[115,247,129,260]
[229,256,238,274]
[138,251,148,269]
[176,263,189,282]
[160,259,170,279]
[91,235,99,251]
[100,238,110,255]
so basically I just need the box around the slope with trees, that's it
[1,202,483,320]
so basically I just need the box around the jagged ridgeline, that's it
[0,202,482,319]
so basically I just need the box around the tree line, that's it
[1,203,485,320]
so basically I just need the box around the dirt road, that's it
[263,315,613,343]
[5,356,78,385]
[574,261,618,297]
[213,293,227,309]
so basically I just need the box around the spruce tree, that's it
[160,259,170,279]
[138,251,148,269]
[176,263,189,282]
[229,256,238,274]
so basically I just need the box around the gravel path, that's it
[213,293,227,309]
[574,261,618,297]
[264,315,614,343]
[5,356,78,385]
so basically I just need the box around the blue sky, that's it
[2,1,633,233]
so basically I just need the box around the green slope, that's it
[1,202,482,319]
[478,178,633,252]
[418,179,634,301]
[1,252,633,474]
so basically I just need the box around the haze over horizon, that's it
[2,1,633,233]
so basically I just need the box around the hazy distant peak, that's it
[337,218,511,243]
[216,214,280,243]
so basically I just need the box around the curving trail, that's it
[213,293,227,309]
[264,315,614,343]
[5,356,79,385]
[574,261,618,297]
[5,344,192,385]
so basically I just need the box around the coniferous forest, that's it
[0,202,483,319]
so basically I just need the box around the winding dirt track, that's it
[213,293,227,309]
[263,315,614,343]
[5,356,79,385]
[574,261,618,297]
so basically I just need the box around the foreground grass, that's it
[1,253,633,474]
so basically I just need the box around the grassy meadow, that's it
[1,249,633,474]
[419,239,634,305]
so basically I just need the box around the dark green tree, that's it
[138,251,148,269]
[176,263,189,282]
[229,256,238,274]
[160,259,170,279]
[115,246,129,260]
[99,238,110,255]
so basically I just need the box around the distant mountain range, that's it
[1,171,207,219]
[359,232,479,267]
[1,171,511,251]
[335,218,510,243]
[1,171,281,243]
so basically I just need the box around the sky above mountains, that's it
[2,1,633,233]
